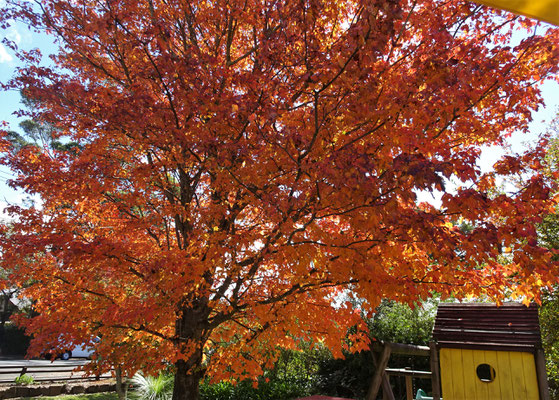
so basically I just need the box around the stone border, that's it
[0,379,116,399]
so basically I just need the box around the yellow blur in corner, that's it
[473,0,559,26]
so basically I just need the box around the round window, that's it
[476,363,496,382]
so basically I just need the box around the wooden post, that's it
[405,375,413,400]
[535,348,550,400]
[371,343,396,400]
[371,345,395,400]
[381,374,395,400]
[366,343,392,400]
[429,342,441,400]
[372,342,430,356]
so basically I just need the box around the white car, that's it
[46,337,99,360]
[58,343,93,360]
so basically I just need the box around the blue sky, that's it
[0,20,59,214]
[0,15,558,215]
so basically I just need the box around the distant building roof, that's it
[432,302,542,352]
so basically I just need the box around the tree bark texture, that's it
[171,302,209,400]
[173,359,203,400]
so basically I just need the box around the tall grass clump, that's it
[130,372,174,400]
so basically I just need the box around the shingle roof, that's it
[432,302,542,352]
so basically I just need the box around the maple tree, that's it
[1,0,559,398]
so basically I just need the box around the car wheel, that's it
[60,351,72,360]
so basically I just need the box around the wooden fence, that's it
[0,363,112,384]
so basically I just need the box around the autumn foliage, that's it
[1,0,559,398]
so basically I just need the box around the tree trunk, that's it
[171,301,210,400]
[115,366,127,400]
[172,359,203,400]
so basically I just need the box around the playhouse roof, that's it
[432,302,542,352]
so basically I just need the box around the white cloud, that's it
[0,43,13,63]
[0,22,32,64]
[0,19,21,63]
[6,26,22,45]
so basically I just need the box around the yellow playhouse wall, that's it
[440,348,540,400]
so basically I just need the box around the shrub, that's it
[367,300,436,346]
[14,374,35,385]
[314,350,374,400]
[200,345,331,400]
[200,377,310,400]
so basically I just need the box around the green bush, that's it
[314,350,374,400]
[367,300,436,346]
[14,373,35,385]
[129,348,321,400]
[200,347,327,400]
[200,376,311,400]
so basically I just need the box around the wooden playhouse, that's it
[432,303,549,400]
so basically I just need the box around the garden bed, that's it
[0,379,116,399]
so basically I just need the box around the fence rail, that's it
[0,363,112,384]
